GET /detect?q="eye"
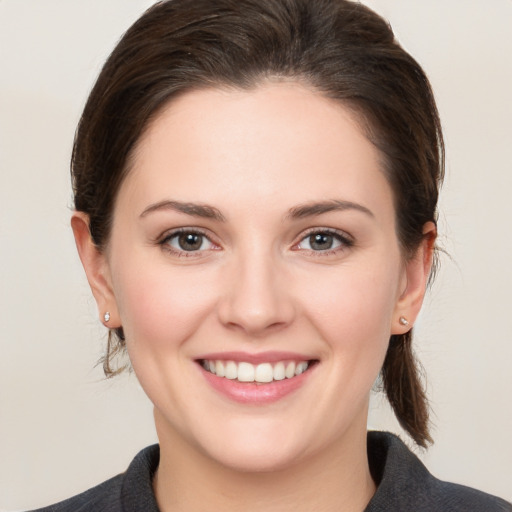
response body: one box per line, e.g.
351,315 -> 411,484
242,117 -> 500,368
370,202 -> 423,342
161,229 -> 215,253
295,229 -> 353,253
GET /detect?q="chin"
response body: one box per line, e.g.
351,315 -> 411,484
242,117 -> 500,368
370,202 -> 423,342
190,414 -> 328,474
204,437 -> 305,474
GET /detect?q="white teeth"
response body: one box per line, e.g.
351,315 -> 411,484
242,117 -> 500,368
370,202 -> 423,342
203,359 -> 311,383
285,362 -> 296,379
295,362 -> 308,375
273,362 -> 285,381
215,360 -> 226,377
237,362 -> 255,382
225,361 -> 237,380
255,363 -> 273,383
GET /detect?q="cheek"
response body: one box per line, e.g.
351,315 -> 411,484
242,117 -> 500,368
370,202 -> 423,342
300,257 -> 401,365
308,263 -> 398,324
111,255 -> 217,355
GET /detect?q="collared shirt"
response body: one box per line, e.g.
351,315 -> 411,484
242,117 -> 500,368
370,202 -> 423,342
30,431 -> 511,511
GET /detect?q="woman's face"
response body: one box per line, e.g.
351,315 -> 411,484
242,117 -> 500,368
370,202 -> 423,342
90,83 -> 425,471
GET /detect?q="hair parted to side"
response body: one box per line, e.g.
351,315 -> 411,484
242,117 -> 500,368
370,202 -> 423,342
72,0 -> 444,448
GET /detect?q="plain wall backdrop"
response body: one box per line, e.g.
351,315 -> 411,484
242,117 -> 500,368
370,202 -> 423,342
1,0 -> 511,509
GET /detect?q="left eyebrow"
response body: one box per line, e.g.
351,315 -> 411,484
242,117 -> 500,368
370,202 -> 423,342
286,200 -> 374,219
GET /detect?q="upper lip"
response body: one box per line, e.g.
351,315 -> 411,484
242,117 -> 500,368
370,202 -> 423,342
195,351 -> 315,365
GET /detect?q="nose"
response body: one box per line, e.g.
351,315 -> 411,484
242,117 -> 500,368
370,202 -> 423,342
217,249 -> 295,336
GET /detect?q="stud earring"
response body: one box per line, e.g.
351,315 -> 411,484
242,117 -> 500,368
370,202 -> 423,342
399,316 -> 409,326
104,312 -> 111,323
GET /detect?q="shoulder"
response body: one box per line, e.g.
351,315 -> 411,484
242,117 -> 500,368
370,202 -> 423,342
28,474 -> 124,512
366,431 -> 512,512
28,444 -> 160,512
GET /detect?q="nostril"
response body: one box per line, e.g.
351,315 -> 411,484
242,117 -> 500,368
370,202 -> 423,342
216,265 -> 296,334
222,318 -> 291,336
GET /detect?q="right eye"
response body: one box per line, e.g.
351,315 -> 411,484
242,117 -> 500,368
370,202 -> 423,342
160,230 -> 216,254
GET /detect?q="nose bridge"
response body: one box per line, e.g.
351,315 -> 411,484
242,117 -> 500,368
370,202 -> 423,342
218,243 -> 294,335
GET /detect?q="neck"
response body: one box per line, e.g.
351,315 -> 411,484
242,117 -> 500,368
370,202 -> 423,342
153,411 -> 376,512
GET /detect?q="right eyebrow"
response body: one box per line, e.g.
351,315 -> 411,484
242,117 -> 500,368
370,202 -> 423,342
139,200 -> 226,222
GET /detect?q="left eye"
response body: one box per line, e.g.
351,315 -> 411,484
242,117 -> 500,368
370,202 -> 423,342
297,231 -> 344,251
165,232 -> 213,252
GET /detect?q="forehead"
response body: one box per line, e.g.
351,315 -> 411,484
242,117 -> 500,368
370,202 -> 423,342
120,82 -> 393,221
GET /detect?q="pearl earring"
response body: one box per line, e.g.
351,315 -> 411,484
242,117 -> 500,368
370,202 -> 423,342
104,312 -> 111,323
399,316 -> 409,326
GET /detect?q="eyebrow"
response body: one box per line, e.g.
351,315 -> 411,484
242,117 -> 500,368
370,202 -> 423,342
140,198 -> 373,222
286,200 -> 374,219
140,200 -> 226,221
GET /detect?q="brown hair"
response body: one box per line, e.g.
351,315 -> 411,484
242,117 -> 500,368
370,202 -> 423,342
72,0 -> 443,447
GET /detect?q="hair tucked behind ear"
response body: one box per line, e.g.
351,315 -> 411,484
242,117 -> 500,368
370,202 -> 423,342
102,328 -> 128,378
382,332 -> 432,448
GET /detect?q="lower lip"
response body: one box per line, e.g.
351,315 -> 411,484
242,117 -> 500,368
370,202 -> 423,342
199,364 -> 315,404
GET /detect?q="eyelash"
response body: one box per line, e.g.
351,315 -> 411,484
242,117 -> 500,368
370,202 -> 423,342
157,227 -> 354,257
292,228 -> 354,256
158,228 -> 217,257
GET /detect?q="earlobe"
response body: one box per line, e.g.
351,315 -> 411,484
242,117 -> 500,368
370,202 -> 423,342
71,212 -> 121,327
392,221 -> 437,334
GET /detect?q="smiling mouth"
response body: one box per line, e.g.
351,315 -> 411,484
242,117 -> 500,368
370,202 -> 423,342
199,359 -> 316,384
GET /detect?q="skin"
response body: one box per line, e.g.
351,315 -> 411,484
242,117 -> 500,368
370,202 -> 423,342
73,82 -> 435,512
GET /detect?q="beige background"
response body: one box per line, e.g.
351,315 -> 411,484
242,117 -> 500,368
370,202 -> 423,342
1,0 -> 511,509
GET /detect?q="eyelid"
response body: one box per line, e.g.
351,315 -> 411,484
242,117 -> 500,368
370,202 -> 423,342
157,227 -> 220,256
155,226 -> 353,256
292,227 -> 354,252
158,226 -> 209,242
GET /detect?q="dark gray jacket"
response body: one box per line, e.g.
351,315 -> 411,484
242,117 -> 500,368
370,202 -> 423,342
30,431 -> 511,511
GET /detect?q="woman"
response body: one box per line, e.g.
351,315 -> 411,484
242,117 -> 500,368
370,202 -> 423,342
28,0 -> 511,510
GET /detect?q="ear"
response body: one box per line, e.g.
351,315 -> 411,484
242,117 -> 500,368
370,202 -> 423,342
391,221 -> 437,334
71,212 -> 121,328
